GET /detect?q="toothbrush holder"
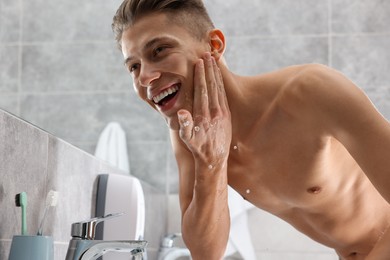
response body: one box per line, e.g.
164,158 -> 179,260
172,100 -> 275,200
8,235 -> 54,260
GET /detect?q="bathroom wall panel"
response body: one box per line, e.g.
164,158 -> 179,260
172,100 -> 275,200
0,45 -> 19,93
362,86 -> 390,121
332,0 -> 390,34
225,36 -> 328,75
0,111 -> 49,238
129,141 -> 171,191
45,135 -> 101,242
332,35 -> 390,88
19,92 -> 167,144
0,241 -> 11,260
0,0 -> 21,43
22,0 -> 123,42
72,143 -> 97,155
21,43 -> 127,93
0,95 -> 18,115
20,92 -> 170,190
205,0 -> 328,38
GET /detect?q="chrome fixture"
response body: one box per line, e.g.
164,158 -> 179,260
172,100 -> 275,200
158,233 -> 191,260
65,213 -> 147,260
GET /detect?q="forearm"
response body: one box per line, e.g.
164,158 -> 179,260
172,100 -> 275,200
182,162 -> 230,260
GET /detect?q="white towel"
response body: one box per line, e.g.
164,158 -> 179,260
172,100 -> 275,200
94,122 -> 130,174
224,186 -> 256,260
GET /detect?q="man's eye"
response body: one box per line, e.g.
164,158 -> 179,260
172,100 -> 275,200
129,63 -> 139,72
153,46 -> 167,57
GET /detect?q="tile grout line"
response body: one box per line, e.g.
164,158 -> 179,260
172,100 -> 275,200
1,32 -> 389,48
16,0 -> 24,116
17,89 -> 132,96
328,0 -> 333,68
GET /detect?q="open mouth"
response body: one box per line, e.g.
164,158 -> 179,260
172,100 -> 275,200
152,84 -> 180,107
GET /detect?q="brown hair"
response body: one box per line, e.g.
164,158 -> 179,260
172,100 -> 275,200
112,0 -> 215,49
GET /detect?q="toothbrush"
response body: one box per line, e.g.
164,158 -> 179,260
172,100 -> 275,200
37,190 -> 58,236
15,192 -> 28,235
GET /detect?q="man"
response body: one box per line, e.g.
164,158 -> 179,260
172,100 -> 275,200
112,0 -> 390,259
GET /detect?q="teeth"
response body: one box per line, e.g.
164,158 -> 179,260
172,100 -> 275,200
153,85 -> 179,104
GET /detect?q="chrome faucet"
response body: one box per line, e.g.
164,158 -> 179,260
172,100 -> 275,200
65,213 -> 147,260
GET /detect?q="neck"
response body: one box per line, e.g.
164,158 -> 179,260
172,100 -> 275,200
217,62 -> 253,143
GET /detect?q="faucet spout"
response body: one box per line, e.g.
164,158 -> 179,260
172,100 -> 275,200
66,239 -> 147,260
65,214 -> 147,260
80,240 -> 147,260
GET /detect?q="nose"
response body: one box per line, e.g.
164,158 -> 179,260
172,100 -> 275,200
138,62 -> 161,87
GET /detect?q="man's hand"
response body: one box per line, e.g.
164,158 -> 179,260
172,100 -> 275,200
176,52 -> 232,260
177,52 -> 232,172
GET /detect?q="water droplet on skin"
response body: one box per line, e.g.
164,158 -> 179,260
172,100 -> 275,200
233,145 -> 238,150
208,165 -> 213,170
246,189 -> 250,194
194,126 -> 200,132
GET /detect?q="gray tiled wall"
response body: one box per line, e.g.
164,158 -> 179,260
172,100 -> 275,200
0,0 -> 171,193
0,109 -> 166,259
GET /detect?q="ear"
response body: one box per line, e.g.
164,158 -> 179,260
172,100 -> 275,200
208,29 -> 225,61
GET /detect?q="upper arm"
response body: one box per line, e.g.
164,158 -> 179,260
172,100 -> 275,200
291,64 -> 390,202
169,130 -> 196,216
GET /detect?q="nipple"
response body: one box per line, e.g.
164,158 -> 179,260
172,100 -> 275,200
307,186 -> 322,194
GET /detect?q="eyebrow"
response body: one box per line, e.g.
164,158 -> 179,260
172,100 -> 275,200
123,36 -> 176,66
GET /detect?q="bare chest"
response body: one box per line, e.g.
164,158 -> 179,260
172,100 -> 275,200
227,134 -> 336,211
227,108 -> 340,209
227,129 -> 390,255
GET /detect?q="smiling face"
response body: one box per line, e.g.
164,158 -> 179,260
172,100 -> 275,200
121,12 -> 210,130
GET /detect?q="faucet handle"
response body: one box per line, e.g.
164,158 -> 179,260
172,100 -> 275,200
161,233 -> 182,248
71,213 -> 124,240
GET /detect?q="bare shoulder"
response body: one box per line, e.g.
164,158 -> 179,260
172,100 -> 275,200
275,64 -> 390,203
276,63 -> 350,107
271,63 -> 389,152
275,63 -> 376,123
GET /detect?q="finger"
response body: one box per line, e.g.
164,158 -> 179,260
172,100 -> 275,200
204,53 -> 218,110
213,57 -> 228,110
193,59 -> 209,118
177,109 -> 194,143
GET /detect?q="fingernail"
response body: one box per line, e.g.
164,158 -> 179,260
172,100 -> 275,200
205,52 -> 211,60
177,111 -> 187,120
177,113 -> 190,127
197,59 -> 204,68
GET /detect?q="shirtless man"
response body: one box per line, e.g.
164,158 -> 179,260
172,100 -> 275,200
112,0 -> 390,259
